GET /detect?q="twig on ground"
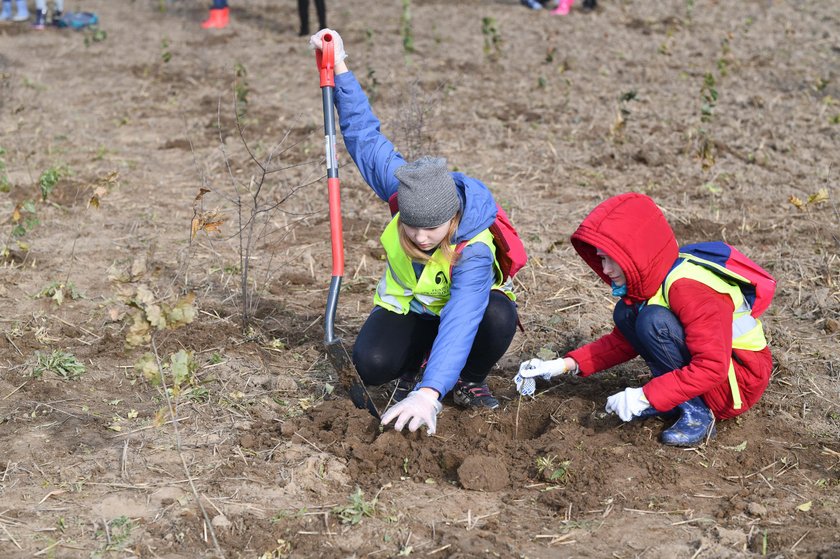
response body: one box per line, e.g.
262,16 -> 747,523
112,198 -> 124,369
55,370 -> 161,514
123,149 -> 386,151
0,523 -> 21,549
2,381 -> 27,400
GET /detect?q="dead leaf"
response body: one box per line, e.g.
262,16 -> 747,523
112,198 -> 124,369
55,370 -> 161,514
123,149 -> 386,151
191,209 -> 227,239
789,195 -> 805,210
807,188 -> 829,205
796,501 -> 812,512
194,187 -> 211,204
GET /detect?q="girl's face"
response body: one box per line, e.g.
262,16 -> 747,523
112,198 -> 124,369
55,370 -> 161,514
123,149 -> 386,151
596,248 -> 626,287
402,220 -> 452,251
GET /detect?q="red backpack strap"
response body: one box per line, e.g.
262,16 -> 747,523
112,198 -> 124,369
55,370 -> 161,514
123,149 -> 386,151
388,192 -> 399,216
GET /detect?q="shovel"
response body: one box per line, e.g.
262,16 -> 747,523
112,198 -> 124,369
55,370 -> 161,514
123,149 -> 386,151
316,33 -> 380,419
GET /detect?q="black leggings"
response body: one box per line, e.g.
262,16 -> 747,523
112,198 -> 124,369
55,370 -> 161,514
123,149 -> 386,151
352,291 -> 518,387
297,0 -> 326,35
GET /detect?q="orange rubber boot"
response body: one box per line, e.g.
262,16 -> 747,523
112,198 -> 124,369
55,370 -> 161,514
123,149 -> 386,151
201,7 -> 229,29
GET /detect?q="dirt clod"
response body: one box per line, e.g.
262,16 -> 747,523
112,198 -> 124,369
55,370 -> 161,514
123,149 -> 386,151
458,455 -> 509,491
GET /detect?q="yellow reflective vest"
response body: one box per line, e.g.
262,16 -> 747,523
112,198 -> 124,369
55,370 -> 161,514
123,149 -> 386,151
374,215 -> 514,316
646,256 -> 768,409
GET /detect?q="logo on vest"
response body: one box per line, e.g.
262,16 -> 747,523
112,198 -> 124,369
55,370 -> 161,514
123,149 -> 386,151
435,271 -> 448,285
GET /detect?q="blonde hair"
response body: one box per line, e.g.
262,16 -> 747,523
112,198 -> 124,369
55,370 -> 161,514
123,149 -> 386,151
398,213 -> 462,266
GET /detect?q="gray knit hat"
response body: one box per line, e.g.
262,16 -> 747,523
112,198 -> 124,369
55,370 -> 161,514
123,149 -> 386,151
394,156 -> 460,228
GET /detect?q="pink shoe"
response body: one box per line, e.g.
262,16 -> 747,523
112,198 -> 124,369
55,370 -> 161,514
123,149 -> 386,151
551,0 -> 574,15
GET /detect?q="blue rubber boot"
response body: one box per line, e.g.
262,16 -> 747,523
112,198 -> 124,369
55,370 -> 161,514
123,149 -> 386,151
0,1 -> 12,21
11,0 -> 28,21
660,397 -> 716,447
520,0 -> 543,9
635,405 -> 679,421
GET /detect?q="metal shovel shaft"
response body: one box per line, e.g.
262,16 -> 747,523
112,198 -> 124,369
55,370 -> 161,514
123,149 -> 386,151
318,33 -> 380,419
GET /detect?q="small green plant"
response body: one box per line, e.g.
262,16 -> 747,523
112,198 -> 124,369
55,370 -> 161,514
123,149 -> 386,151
400,0 -> 414,54
333,487 -> 377,525
685,0 -> 695,22
31,350 -> 86,380
536,455 -> 571,484
366,67 -> 380,102
161,38 -> 172,63
38,165 -> 67,201
34,281 -> 83,306
83,27 -> 107,47
135,349 -> 205,400
0,147 -> 10,193
234,62 -> 249,119
611,90 -> 638,141
481,17 -> 503,61
10,200 -> 38,240
700,72 -> 718,123
95,516 -> 133,554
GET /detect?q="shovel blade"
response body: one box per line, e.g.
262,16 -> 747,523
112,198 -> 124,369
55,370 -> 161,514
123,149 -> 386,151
325,339 -> 380,419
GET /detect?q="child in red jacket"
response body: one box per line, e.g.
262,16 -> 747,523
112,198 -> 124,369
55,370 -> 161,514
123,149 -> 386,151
516,193 -> 772,446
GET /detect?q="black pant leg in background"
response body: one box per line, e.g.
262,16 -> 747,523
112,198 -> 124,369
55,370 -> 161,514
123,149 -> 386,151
298,0 -> 327,36
314,0 -> 326,30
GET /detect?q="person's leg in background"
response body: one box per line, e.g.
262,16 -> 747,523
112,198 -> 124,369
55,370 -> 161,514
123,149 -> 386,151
297,0 -> 309,36
313,0 -> 326,31
202,0 -> 229,29
12,0 -> 29,22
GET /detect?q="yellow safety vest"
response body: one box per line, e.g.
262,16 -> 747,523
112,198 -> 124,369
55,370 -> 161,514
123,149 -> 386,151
646,257 -> 768,409
374,214 -> 514,316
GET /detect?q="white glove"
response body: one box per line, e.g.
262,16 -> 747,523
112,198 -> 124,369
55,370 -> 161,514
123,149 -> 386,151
380,389 -> 443,436
514,358 -> 570,396
309,29 -> 348,63
605,387 -> 650,422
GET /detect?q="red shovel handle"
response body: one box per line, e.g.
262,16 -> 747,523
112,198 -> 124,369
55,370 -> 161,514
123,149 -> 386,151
328,177 -> 344,276
316,32 -> 335,88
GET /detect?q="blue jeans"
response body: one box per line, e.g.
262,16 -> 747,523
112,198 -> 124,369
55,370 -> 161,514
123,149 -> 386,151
613,301 -> 691,378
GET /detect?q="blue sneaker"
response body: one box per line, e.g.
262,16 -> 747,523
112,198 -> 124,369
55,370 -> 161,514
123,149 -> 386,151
0,1 -> 11,21
520,0 -> 543,9
660,397 -> 716,447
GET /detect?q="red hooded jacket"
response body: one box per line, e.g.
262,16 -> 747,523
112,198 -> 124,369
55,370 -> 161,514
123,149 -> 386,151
566,193 -> 771,420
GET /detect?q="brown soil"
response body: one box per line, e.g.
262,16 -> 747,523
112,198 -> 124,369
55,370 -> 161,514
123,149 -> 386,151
1,1 -> 838,558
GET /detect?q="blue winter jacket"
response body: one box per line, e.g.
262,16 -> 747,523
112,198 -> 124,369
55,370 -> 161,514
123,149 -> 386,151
334,71 -> 499,398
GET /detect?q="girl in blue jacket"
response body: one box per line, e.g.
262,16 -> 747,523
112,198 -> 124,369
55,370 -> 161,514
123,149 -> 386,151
310,30 -> 519,436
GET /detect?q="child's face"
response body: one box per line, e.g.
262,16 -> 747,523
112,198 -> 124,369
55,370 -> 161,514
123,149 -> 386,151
596,248 -> 626,287
403,220 -> 452,251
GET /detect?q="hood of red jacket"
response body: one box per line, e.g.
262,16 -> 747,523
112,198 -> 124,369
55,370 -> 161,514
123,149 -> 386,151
571,193 -> 679,302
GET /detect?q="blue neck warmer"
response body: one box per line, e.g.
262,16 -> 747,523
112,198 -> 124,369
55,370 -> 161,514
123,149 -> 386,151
611,281 -> 628,297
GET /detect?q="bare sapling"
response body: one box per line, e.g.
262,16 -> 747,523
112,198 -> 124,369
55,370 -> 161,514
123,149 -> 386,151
190,68 -> 321,334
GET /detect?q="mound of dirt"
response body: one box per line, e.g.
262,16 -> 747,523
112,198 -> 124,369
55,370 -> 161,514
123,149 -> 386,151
457,455 -> 509,491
